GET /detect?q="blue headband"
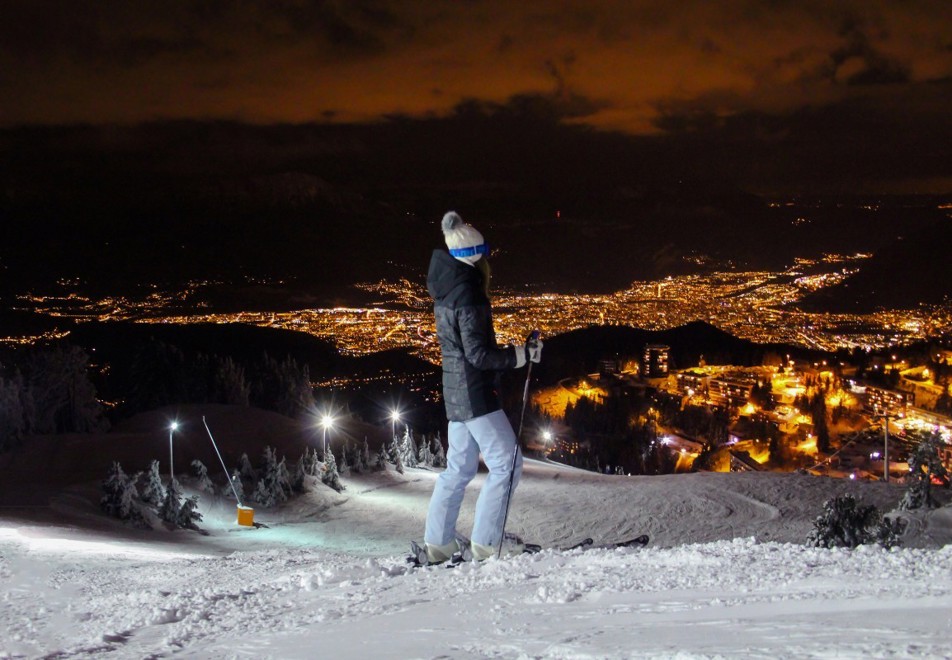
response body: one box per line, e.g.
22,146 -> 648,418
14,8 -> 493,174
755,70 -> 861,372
449,243 -> 490,258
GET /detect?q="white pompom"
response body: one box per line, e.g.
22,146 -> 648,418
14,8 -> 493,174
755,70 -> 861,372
442,211 -> 463,234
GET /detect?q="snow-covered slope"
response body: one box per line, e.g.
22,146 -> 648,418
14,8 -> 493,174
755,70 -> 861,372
2,454 -> 951,658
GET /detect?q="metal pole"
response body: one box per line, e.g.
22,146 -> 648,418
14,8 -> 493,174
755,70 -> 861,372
498,332 -> 540,559
202,416 -> 243,505
883,417 -> 889,483
169,428 -> 175,484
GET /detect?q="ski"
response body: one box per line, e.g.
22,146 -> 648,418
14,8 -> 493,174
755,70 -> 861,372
562,534 -> 649,551
406,534 -> 648,567
407,534 -> 538,568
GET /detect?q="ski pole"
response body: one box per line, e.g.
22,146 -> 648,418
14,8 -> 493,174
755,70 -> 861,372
202,416 -> 244,506
498,330 -> 540,559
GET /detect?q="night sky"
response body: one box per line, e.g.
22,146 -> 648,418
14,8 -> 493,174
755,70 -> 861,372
2,1 -> 951,193
2,1 -> 952,301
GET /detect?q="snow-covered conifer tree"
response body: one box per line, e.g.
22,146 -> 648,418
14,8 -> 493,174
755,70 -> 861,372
227,468 -> 245,501
253,446 -> 289,507
808,494 -> 881,549
140,460 -> 166,506
431,435 -> 447,468
177,495 -> 203,530
393,447 -> 405,474
276,456 -> 292,500
159,478 -> 183,525
191,459 -> 216,493
900,432 -> 949,510
239,452 -> 256,483
292,453 -> 307,492
338,442 -> 351,475
322,446 -> 344,492
101,462 -> 147,526
361,438 -> 372,472
417,434 -> 433,466
387,434 -> 400,464
375,444 -> 389,471
400,427 -> 418,468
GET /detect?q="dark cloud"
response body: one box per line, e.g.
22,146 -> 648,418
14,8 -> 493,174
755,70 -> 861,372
0,1 -> 950,191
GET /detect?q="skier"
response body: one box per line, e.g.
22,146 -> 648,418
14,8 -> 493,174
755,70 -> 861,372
422,211 -> 542,563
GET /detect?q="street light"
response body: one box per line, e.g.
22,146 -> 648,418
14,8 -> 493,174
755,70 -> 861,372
320,415 -> 335,456
874,412 -> 903,483
391,409 -> 401,441
168,421 -> 179,483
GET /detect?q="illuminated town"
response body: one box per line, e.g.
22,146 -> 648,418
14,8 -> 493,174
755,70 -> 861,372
6,254 -> 951,481
8,254 -> 952,362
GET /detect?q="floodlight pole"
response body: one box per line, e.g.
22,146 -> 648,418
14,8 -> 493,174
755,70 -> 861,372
883,416 -> 890,484
168,424 -> 177,483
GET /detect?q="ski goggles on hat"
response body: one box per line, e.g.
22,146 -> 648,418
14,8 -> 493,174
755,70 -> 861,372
449,243 -> 490,258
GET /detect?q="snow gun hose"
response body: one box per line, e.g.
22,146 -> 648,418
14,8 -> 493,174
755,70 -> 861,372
498,330 -> 539,559
202,416 -> 244,506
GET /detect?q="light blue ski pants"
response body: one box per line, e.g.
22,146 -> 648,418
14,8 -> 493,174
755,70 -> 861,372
424,409 -> 523,548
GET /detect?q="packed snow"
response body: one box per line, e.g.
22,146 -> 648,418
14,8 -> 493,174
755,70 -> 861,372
2,452 -> 952,658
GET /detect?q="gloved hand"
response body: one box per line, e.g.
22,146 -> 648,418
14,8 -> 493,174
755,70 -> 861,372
514,344 -> 527,368
527,339 -> 543,364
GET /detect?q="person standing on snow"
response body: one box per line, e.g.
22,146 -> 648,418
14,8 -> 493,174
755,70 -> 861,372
423,211 -> 542,563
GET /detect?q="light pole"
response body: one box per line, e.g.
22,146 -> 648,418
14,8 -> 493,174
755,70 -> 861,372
391,410 -> 401,442
321,415 -> 335,457
875,412 -> 902,483
168,421 -> 179,483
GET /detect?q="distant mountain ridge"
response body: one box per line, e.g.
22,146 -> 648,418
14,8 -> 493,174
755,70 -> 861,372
798,219 -> 952,312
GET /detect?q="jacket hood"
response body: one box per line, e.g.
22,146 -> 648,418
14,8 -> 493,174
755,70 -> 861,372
427,249 -> 482,302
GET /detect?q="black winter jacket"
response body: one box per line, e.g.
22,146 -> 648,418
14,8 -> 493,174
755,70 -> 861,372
427,249 -> 516,421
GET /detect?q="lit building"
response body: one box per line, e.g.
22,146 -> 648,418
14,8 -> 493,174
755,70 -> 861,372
642,344 -> 670,379
675,371 -> 708,395
863,385 -> 914,416
709,376 -> 756,409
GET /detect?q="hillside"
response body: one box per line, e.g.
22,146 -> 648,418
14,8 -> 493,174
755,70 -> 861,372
1,435 -> 951,657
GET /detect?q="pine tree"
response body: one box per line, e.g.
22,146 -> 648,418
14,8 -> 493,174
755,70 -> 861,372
808,494 -> 897,549
393,447 -> 405,475
177,495 -> 204,530
214,357 -> 250,406
238,452 -> 256,489
322,446 -> 344,492
253,446 -> 289,507
227,468 -> 245,501
140,460 -> 166,506
101,462 -> 146,526
387,434 -> 400,464
0,374 -> 25,452
338,442 -> 351,475
400,427 -> 418,468
900,432 -> 950,510
191,459 -> 216,494
375,444 -> 389,471
276,456 -> 292,500
417,434 -> 433,466
361,438 -> 372,472
292,453 -> 307,492
159,478 -> 183,525
431,435 -> 447,468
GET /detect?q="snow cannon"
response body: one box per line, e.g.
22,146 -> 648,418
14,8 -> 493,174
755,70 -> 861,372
237,504 -> 255,527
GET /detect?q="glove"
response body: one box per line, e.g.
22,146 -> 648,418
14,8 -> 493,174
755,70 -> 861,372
514,344 -> 527,368
527,339 -> 543,364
